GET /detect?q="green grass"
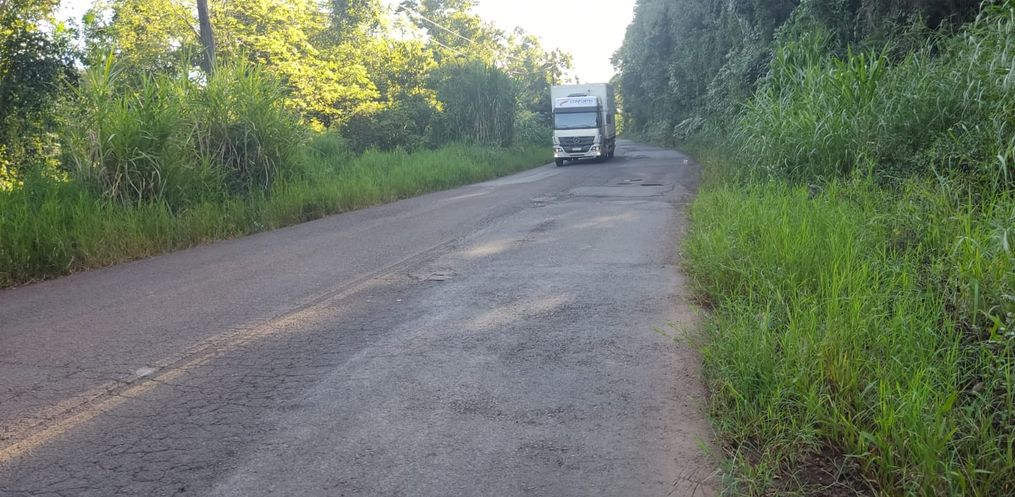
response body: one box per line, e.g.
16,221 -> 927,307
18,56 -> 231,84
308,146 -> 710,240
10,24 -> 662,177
0,142 -> 549,287
680,4 -> 1015,496
685,173 -> 1013,495
733,4 -> 1015,189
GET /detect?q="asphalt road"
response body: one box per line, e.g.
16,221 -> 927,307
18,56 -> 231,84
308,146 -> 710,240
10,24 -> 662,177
0,141 -> 716,497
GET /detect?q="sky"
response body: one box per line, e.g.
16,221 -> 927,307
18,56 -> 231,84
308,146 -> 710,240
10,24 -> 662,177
471,0 -> 635,83
55,0 -> 636,83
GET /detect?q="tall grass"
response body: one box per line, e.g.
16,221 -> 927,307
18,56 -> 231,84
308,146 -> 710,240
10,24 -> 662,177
0,140 -> 549,287
735,3 -> 1015,188
683,2 -> 1015,495
262,139 -> 548,229
62,56 -> 303,206
686,179 -> 1013,495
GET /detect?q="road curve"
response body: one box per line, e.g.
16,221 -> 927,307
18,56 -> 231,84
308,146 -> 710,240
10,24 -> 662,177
0,141 -> 716,497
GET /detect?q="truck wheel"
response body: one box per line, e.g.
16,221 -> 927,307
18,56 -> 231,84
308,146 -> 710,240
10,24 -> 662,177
555,159 -> 566,167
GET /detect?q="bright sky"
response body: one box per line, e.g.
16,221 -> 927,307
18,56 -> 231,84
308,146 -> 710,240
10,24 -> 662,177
472,0 -> 635,83
55,0 -> 635,83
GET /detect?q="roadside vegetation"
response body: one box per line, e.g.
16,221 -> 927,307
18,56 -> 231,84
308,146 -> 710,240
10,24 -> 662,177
616,0 -> 1013,495
0,0 -> 567,287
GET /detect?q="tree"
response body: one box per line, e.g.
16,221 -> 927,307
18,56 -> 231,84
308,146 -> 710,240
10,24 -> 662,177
503,28 -> 572,120
0,0 -> 66,121
0,0 -> 77,181
212,0 -> 378,126
331,0 -> 382,41
399,0 -> 502,63
197,0 -> 215,73
358,37 -> 436,103
81,0 -> 198,73
71,0 -> 567,144
613,0 -> 979,140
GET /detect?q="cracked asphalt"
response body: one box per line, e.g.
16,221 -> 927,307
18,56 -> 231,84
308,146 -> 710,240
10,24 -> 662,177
0,141 -> 716,497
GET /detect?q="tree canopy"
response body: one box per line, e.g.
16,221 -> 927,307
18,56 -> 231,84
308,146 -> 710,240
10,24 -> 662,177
613,0 -> 982,141
0,0 -> 77,182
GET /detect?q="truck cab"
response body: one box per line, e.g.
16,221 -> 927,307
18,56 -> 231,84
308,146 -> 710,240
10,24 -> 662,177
551,84 -> 617,167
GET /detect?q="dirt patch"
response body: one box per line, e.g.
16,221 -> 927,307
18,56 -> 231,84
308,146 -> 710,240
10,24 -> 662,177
778,444 -> 874,497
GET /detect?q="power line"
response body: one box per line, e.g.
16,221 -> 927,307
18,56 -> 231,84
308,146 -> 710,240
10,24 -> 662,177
400,5 -> 478,48
429,37 -> 469,59
397,4 -> 526,64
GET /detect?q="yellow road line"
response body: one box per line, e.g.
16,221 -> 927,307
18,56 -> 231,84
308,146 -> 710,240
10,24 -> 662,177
0,301 -> 330,462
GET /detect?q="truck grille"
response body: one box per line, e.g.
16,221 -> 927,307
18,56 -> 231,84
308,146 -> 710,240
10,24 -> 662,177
558,136 -> 595,153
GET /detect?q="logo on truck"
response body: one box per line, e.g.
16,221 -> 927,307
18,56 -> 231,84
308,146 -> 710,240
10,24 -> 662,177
555,97 -> 598,108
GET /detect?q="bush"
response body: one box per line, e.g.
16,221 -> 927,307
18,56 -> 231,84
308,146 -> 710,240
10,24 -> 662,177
63,57 -> 192,204
512,110 -> 550,146
193,61 -> 305,192
341,94 -> 438,153
62,55 -> 304,207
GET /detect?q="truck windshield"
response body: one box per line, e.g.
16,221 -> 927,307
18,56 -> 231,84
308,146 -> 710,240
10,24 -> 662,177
554,112 -> 599,130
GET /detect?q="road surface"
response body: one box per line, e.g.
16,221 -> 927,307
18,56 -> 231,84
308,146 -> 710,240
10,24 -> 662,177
0,141 -> 716,496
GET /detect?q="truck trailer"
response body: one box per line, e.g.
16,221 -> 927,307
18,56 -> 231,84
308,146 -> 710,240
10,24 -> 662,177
550,83 -> 617,167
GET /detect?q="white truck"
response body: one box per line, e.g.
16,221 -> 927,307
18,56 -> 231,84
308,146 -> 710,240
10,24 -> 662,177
551,83 -> 617,167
